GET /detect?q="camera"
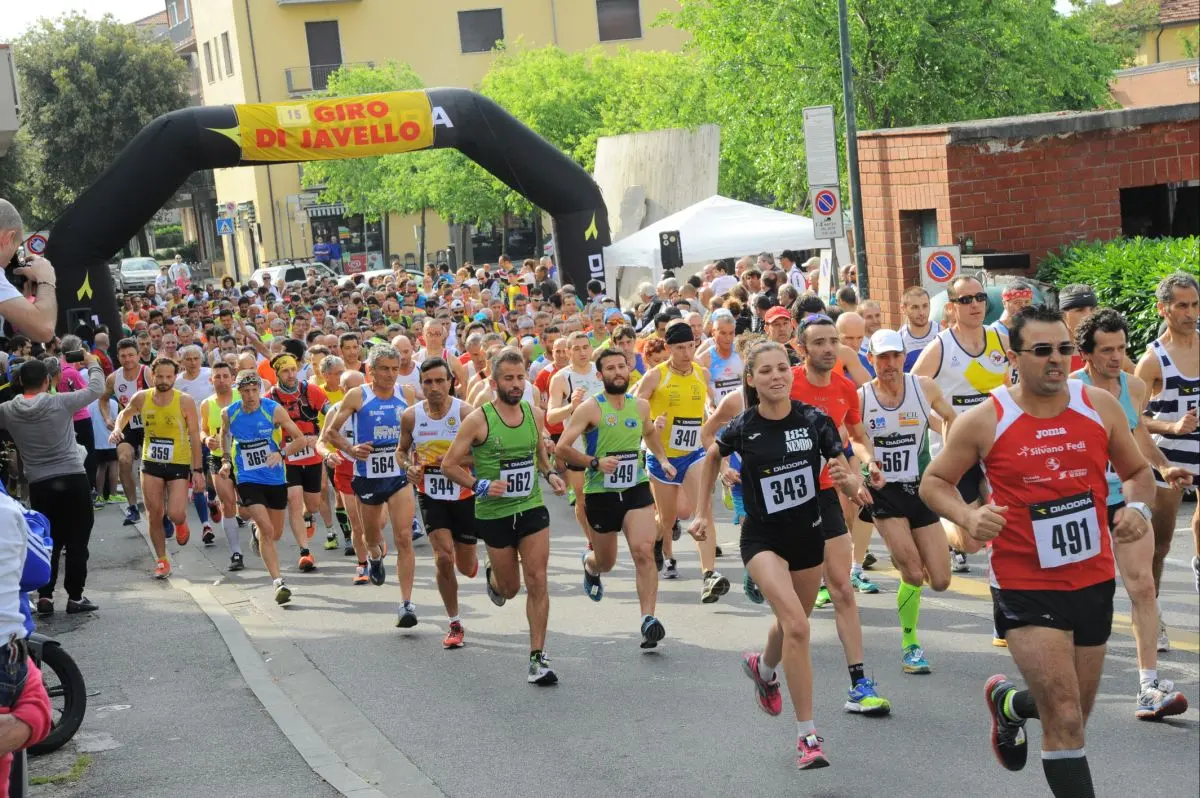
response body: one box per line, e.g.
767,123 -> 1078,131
5,249 -> 27,293
63,349 -> 86,364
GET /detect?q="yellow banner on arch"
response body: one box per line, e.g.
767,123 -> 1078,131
235,91 -> 435,162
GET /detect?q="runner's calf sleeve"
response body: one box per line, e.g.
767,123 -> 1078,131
897,581 -> 922,649
193,491 -> 210,524
1042,750 -> 1094,798
335,507 -> 351,536
222,517 -> 241,556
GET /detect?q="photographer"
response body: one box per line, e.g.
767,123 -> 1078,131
0,200 -> 57,343
0,355 -> 103,615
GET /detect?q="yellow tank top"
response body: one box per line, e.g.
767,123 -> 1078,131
201,391 -> 239,456
647,361 -> 709,457
142,389 -> 191,465
319,386 -> 344,429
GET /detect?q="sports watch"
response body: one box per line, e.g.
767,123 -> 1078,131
1125,502 -> 1152,523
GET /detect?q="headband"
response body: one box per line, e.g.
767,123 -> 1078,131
664,323 -> 695,345
270,354 -> 298,372
1058,286 -> 1097,312
1002,286 -> 1033,301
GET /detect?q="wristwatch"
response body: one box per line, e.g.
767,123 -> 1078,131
589,457 -> 600,470
1126,501 -> 1152,523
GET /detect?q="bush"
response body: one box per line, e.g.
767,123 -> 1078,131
1037,237 -> 1199,357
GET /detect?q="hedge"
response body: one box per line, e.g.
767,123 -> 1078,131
1036,236 -> 1199,357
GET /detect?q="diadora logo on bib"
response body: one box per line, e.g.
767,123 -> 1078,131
784,428 -> 813,453
1035,427 -> 1067,440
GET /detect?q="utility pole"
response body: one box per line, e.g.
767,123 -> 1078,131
837,0 -> 869,300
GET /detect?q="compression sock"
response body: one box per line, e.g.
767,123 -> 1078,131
193,491 -> 210,524
848,663 -> 865,687
222,518 -> 241,556
897,581 -> 923,649
335,507 -> 351,537
1002,689 -> 1040,722
1041,749 -> 1095,798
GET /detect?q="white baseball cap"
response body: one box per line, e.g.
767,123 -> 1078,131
870,329 -> 905,356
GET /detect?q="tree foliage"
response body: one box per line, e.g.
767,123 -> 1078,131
673,0 -> 1131,210
1068,0 -> 1160,63
11,13 -> 189,226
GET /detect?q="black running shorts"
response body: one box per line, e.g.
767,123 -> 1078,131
992,579 -> 1115,648
417,493 -> 477,545
142,462 -> 190,482
476,506 -> 550,550
237,482 -> 289,510
584,483 -> 654,533
286,462 -> 323,493
740,514 -> 825,572
865,481 -> 940,529
818,488 -> 847,540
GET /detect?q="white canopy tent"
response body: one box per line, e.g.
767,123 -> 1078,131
601,194 -> 851,300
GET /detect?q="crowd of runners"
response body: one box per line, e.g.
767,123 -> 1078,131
4,250 -> 1197,793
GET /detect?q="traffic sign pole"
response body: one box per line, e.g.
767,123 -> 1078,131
837,0 -> 869,299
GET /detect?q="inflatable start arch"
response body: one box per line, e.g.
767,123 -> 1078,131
45,88 -> 611,338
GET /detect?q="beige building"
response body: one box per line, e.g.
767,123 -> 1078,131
1109,0 -> 1200,108
177,0 -> 687,280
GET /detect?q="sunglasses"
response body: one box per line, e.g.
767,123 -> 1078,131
951,292 -> 989,306
1016,342 -> 1076,358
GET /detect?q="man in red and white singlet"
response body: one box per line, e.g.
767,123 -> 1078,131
921,305 -> 1155,798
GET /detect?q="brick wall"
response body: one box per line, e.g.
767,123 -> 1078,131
858,113 -> 1200,327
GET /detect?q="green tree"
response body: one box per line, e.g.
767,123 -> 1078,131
673,0 -> 1129,210
13,13 -> 188,225
1068,0 -> 1160,63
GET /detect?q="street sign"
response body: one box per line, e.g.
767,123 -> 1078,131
216,217 -> 235,236
24,231 -> 49,256
818,248 -> 834,303
920,245 -> 961,292
224,200 -> 237,215
803,105 -> 840,189
809,186 -> 844,239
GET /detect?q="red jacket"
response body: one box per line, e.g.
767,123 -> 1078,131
0,659 -> 53,797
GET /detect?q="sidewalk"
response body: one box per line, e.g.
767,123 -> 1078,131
27,508 -> 340,798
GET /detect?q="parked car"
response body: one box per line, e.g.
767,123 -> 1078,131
249,261 -> 338,289
118,257 -> 161,293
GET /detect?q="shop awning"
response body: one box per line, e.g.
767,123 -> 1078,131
306,203 -> 346,218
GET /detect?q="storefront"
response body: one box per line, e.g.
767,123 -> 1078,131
306,202 -> 385,274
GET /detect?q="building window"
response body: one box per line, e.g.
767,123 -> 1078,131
458,9 -> 504,54
305,20 -> 343,91
221,32 -> 234,77
597,0 -> 642,42
202,40 -> 215,83
167,0 -> 190,27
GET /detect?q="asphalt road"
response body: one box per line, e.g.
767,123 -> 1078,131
27,489 -> 1200,798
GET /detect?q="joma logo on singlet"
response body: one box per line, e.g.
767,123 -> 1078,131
1035,427 -> 1067,440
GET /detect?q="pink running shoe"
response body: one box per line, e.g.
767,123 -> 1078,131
796,733 -> 829,770
741,652 -> 783,716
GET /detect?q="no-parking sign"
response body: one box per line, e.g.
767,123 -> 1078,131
24,231 -> 49,256
809,186 -> 844,239
919,245 -> 960,293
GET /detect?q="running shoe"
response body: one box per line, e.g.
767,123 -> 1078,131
228,553 -> 244,572
715,545 -> 724,557
902,645 -> 931,675
951,549 -> 970,573
796,733 -> 829,770
395,603 -> 418,629
209,499 -> 222,523
174,522 -> 189,546
154,558 -> 171,579
304,513 -> 315,541
581,551 -> 604,602
106,495 -> 126,505
164,518 -> 175,539
862,551 -> 878,570
343,540 -> 355,556
411,516 -> 424,541
353,565 -> 369,585
662,558 -> 678,580
324,532 -> 338,550
36,597 -> 53,616
368,554 -> 385,586
640,616 -> 666,649
250,523 -> 260,555
701,571 -> 730,603
845,678 -> 891,715
93,494 -> 104,510
67,597 -> 98,614
528,652 -> 558,686
813,585 -> 832,609
1157,616 -> 1170,653
654,538 -> 664,571
298,551 -> 316,572
1136,680 -> 1188,721
202,525 -> 215,545
984,674 -> 1028,771
443,621 -> 465,649
274,579 -> 292,605
485,562 -> 506,606
993,637 -> 1008,648
743,572 -> 765,605
741,652 -> 783,716
671,519 -> 682,541
123,504 -> 140,526
850,572 -> 879,594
